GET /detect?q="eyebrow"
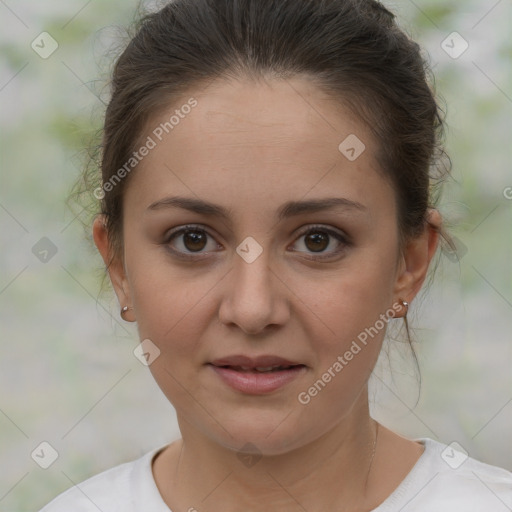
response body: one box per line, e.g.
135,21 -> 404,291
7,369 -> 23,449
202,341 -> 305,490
146,195 -> 367,222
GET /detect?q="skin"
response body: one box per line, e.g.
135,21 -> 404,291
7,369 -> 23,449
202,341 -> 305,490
93,75 -> 441,511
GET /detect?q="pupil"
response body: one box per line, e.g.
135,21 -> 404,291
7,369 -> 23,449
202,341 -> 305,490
184,230 -> 206,251
306,232 -> 328,252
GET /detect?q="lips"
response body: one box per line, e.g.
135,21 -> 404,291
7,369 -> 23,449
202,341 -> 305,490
208,355 -> 307,394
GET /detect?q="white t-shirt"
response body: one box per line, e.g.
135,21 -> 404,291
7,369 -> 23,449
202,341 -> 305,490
39,438 -> 512,511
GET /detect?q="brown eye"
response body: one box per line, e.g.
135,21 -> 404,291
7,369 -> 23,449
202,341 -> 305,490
304,231 -> 329,252
165,225 -> 222,259
182,229 -> 208,252
290,225 -> 350,260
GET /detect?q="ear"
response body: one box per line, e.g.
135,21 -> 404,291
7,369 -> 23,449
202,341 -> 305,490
393,208 -> 441,306
92,214 -> 135,321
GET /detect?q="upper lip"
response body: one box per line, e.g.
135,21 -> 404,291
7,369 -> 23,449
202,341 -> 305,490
209,355 -> 303,368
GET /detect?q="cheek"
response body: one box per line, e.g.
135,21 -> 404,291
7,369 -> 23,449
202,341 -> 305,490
304,286 -> 387,398
295,268 -> 395,418
126,251 -> 220,364
306,250 -> 398,349
131,277 -> 206,357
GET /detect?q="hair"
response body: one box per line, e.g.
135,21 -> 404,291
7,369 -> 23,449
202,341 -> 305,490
73,0 -> 454,378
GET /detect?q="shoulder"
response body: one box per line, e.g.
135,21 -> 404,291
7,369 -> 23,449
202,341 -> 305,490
38,446 -> 167,512
380,438 -> 512,511
38,461 -> 135,512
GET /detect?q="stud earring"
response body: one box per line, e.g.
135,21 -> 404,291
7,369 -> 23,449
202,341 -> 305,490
399,299 -> 409,331
120,305 -> 133,321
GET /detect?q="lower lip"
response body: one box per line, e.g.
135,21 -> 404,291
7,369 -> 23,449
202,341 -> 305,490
209,365 -> 306,394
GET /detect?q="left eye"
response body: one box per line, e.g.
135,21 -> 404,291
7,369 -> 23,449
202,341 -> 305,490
290,226 -> 349,259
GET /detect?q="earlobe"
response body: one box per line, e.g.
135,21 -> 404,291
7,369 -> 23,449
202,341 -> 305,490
92,215 -> 134,320
393,208 -> 441,305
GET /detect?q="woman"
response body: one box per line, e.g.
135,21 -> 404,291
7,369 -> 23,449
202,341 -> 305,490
40,0 -> 512,510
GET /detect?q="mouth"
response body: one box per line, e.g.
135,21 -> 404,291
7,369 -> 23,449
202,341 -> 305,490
209,354 -> 304,368
208,355 -> 307,394
211,364 -> 304,373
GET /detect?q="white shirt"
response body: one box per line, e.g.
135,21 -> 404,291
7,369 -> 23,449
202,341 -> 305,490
39,438 -> 512,511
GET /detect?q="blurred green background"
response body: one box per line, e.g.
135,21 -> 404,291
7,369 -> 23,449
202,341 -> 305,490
1,0 -> 511,510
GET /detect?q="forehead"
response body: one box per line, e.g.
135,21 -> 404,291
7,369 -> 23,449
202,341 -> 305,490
164,76 -> 370,156
126,76 -> 392,217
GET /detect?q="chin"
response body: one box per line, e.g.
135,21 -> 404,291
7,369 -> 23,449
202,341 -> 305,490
204,409 -> 312,457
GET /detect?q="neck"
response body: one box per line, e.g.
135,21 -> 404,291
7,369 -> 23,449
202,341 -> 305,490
160,402 -> 380,512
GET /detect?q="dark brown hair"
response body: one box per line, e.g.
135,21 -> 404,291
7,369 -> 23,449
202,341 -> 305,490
88,0 -> 451,263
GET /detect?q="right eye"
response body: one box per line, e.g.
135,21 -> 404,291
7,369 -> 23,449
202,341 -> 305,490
164,224 -> 223,260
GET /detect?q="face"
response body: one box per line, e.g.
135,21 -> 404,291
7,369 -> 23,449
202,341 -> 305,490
95,76 -> 429,455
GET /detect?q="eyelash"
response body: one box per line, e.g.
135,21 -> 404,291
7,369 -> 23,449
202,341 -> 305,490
163,224 -> 351,261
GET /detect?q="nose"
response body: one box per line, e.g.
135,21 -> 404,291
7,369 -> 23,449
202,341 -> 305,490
218,250 -> 290,336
